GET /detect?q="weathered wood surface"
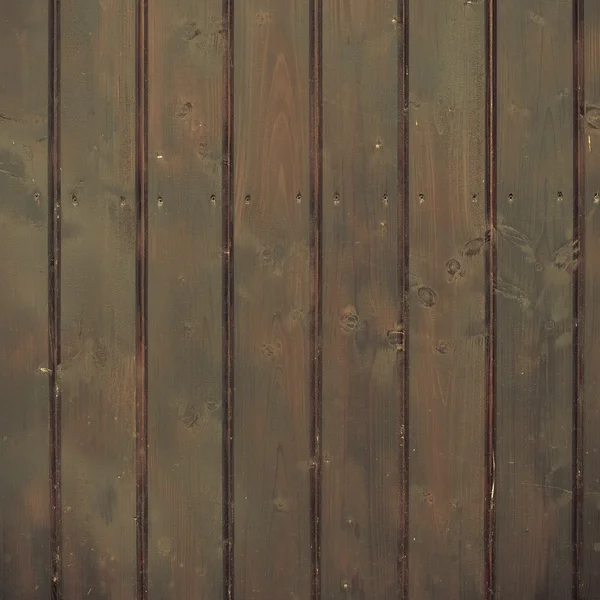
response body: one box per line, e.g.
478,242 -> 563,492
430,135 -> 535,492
582,0 -> 600,596
320,2 -> 404,599
60,1 -> 138,597
0,1 -> 50,597
0,1 -> 595,599
146,0 -> 224,597
495,0 -> 575,598
233,0 -> 312,598
408,0 -> 487,597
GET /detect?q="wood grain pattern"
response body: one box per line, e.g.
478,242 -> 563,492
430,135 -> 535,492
60,1 -> 137,597
0,2 -> 51,597
233,0 -> 311,597
407,0 -> 487,597
147,0 -> 224,597
3,4 -> 599,599
320,3 -> 403,598
495,1 -> 574,597
581,0 -> 600,596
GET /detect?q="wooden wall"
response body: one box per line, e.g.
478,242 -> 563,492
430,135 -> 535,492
0,0 -> 597,599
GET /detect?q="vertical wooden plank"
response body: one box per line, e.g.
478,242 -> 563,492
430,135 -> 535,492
495,0 -> 574,597
135,1 -> 149,595
309,1 -> 322,598
581,0 -> 600,595
233,0 -> 311,597
0,2 -> 50,597
321,3 -> 403,598
60,0 -> 137,597
146,0 -> 224,597
407,0 -> 487,597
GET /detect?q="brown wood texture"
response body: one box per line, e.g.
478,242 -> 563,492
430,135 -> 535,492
146,0 -> 224,597
233,0 -> 312,597
60,1 -> 138,597
2,2 -> 598,599
320,2 -> 404,598
495,0 -> 575,598
407,0 -> 487,597
0,1 -> 51,597
582,0 -> 600,596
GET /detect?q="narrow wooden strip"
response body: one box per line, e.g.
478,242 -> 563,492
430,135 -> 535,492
580,0 -> 600,596
135,0 -> 149,598
495,0 -> 574,597
321,3 -> 403,598
60,0 -> 138,595
309,0 -> 323,598
573,0 -> 585,598
407,0 -> 487,597
0,1 -> 51,596
223,1 -> 234,598
146,0 -> 225,596
485,0 -> 497,597
49,0 -> 63,595
398,0 -> 409,596
233,0 -> 312,596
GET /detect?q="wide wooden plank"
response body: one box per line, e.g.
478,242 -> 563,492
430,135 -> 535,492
60,1 -> 138,597
0,2 -> 51,597
495,1 -> 574,597
147,0 -> 224,597
320,2 -> 403,598
407,0 -> 487,597
581,0 -> 600,595
233,0 -> 311,596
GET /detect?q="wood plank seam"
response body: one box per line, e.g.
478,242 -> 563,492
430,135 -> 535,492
136,0 -> 149,597
48,0 -> 62,596
485,0 -> 497,597
222,0 -> 235,597
398,0 -> 409,597
573,0 -> 585,596
310,0 -> 323,599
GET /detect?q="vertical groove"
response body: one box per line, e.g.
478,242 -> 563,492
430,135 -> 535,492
222,0 -> 234,597
135,0 -> 149,597
48,0 -> 62,597
398,0 -> 409,597
573,0 -> 585,596
484,0 -> 497,597
309,1 -> 323,599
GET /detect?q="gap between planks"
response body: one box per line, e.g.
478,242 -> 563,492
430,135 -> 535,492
48,0 -> 62,596
135,0 -> 149,598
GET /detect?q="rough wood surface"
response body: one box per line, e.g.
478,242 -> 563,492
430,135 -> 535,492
407,0 -> 487,597
60,1 -> 138,597
582,0 -> 600,596
233,0 -> 312,597
0,2 -> 51,597
147,0 -> 224,597
495,1 -> 574,597
2,3 -> 597,598
320,2 -> 403,598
